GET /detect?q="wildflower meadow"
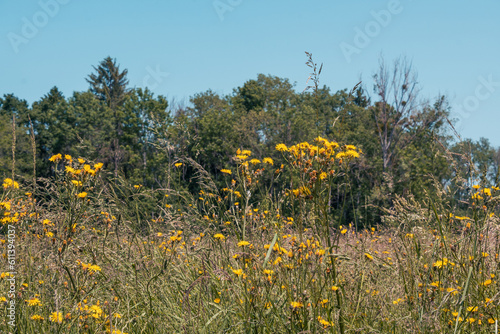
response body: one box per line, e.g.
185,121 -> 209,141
1,54 -> 500,333
1,134 -> 500,333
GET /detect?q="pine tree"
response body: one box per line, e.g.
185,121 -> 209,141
86,57 -> 130,177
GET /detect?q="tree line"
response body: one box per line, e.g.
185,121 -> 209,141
1,55 -> 499,226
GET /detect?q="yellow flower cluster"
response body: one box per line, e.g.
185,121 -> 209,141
214,233 -> 225,241
2,178 -> 19,189
277,138 -> 361,163
51,154 -> 103,177
0,191 -> 33,225
291,186 -> 311,198
25,297 -> 42,306
276,138 -> 361,202
471,185 -> 498,201
317,315 -> 333,328
49,312 -> 63,323
433,258 -> 455,269
48,153 -> 62,162
76,260 -> 102,273
75,300 -> 117,324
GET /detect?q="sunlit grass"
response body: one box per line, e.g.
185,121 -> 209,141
1,141 -> 499,333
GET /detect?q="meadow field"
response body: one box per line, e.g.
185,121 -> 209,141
1,137 -> 499,333
2,1 -> 499,333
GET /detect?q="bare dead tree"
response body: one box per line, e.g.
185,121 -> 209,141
372,56 -> 421,172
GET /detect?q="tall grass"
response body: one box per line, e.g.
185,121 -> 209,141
0,135 -> 499,333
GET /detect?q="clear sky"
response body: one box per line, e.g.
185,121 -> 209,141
1,0 -> 499,146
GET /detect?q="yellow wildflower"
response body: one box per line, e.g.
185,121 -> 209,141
276,144 -> 288,152
89,304 -> 103,318
49,154 -> 62,162
0,202 -> 11,211
467,306 -> 478,312
263,157 -> 273,165
232,269 -> 244,277
65,166 -> 76,174
71,180 -> 82,187
290,301 -> 303,309
482,279 -> 492,286
26,298 -> 42,306
88,265 -> 101,273
433,258 -> 448,269
49,312 -> 63,323
345,150 -> 360,158
2,178 -> 19,189
317,316 -> 333,328
472,193 -> 483,200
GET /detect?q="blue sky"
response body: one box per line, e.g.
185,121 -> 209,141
1,0 -> 499,145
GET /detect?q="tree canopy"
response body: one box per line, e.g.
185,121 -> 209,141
2,56 -> 497,227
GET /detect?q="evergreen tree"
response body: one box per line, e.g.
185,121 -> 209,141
86,57 -> 130,177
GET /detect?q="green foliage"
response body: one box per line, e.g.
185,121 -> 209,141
0,57 -> 498,229
0,94 -> 33,181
